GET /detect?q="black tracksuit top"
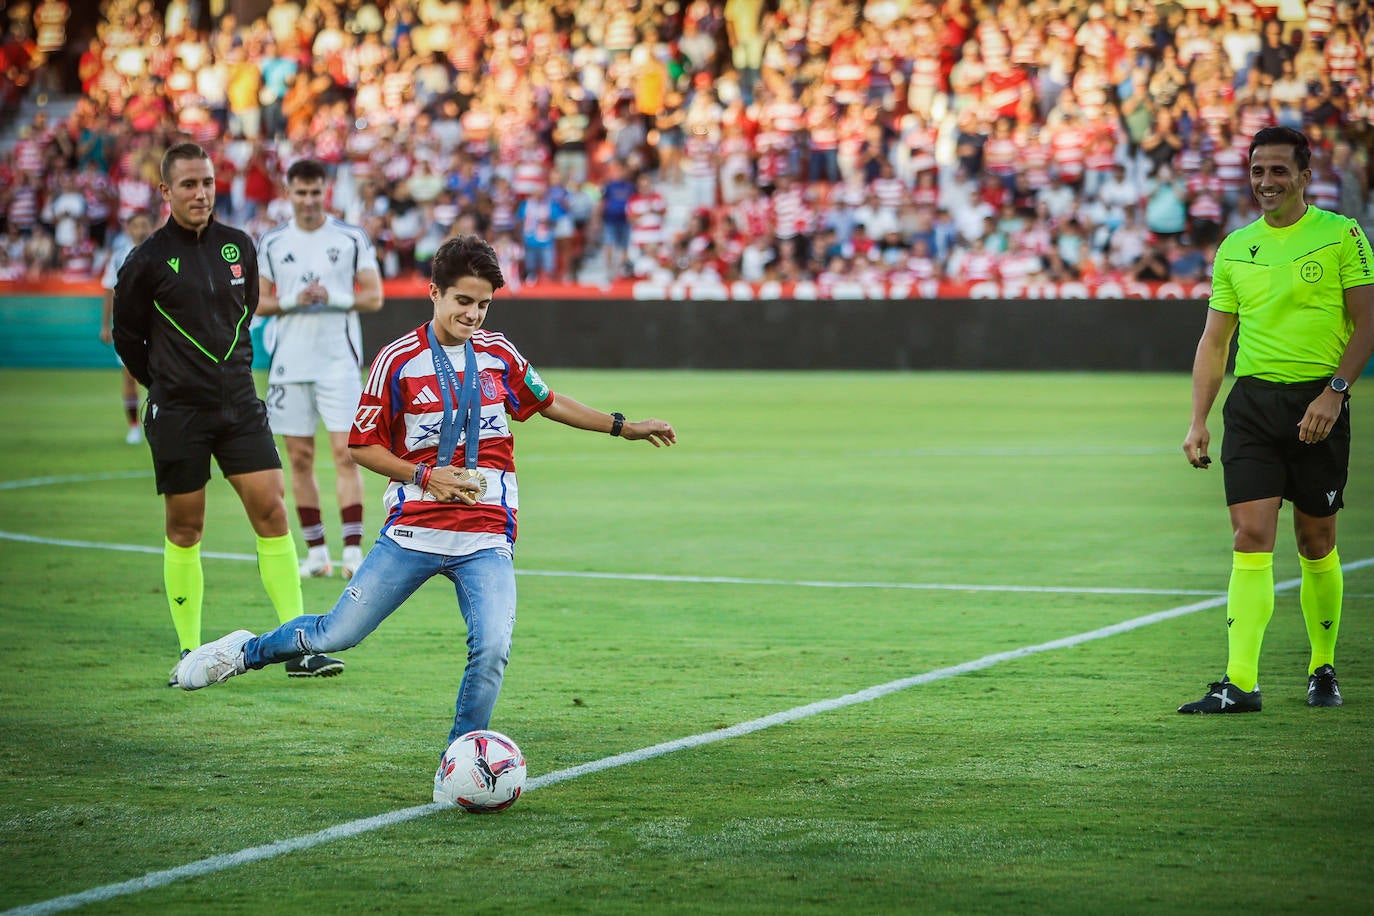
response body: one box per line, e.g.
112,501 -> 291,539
112,216 -> 260,409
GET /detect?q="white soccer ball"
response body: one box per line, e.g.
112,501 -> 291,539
434,730 -> 527,812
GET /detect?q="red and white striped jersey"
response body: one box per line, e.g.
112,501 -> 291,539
1307,173 -> 1341,211
908,55 -> 942,97
117,178 -> 156,222
1326,41 -> 1364,85
1189,189 -> 1223,223
983,136 -> 1018,176
772,186 -> 807,239
1019,137 -> 1052,189
512,152 -> 549,198
350,325 -> 554,557
13,138 -> 44,177
1237,101 -> 1275,138
1305,0 -> 1335,42
870,176 -> 906,212
765,99 -> 805,135
1187,172 -> 1223,199
984,67 -> 1029,118
806,105 -> 839,151
737,194 -> 773,237
1050,126 -> 1088,180
1213,145 -> 1247,194
956,249 -> 1000,281
627,191 -> 666,246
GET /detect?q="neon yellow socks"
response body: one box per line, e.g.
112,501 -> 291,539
1224,551 -> 1274,693
1300,547 -> 1342,675
256,533 -> 303,625
164,539 -> 204,652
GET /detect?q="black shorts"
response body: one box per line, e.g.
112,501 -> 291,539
143,398 -> 281,495
1220,376 -> 1351,516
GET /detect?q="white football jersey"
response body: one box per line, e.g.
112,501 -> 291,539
258,216 -> 381,383
101,233 -> 139,291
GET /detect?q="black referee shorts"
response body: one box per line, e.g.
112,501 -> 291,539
143,398 -> 282,495
1220,376 -> 1351,517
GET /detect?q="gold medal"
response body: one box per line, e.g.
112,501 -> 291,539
455,467 -> 487,499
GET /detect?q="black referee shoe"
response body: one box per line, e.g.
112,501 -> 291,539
1307,665 -> 1343,707
285,654 -> 345,678
1178,677 -> 1262,714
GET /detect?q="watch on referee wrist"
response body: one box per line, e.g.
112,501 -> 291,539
1329,376 -> 1350,395
609,412 -> 625,437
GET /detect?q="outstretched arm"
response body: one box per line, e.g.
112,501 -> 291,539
539,394 -> 677,447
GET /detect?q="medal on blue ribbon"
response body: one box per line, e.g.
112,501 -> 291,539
426,324 -> 486,500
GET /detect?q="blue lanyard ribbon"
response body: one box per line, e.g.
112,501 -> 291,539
426,323 -> 480,469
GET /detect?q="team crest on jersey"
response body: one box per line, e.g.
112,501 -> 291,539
480,370 -> 499,400
354,405 -> 382,432
1300,261 -> 1323,283
230,263 -> 243,279
327,247 -> 341,264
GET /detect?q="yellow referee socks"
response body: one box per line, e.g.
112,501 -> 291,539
163,538 -> 203,652
1300,548 -> 1343,675
1224,551 -> 1274,693
256,533 -> 303,625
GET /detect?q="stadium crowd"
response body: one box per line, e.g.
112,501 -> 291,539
0,0 -> 1372,291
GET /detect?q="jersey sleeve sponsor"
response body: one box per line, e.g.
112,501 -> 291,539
1339,219 -> 1374,289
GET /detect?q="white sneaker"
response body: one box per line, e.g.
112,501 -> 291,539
125,425 -> 143,445
340,545 -> 364,580
299,545 -> 332,578
175,629 -> 254,690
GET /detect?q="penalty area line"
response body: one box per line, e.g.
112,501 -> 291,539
9,554 -> 1372,916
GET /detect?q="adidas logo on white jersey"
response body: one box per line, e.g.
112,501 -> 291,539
415,386 -> 440,405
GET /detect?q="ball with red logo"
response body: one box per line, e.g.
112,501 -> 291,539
434,730 -> 527,812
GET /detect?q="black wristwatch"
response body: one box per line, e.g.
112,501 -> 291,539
609,412 -> 625,437
1329,376 -> 1350,395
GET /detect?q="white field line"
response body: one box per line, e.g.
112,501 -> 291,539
0,529 -> 1223,597
7,555 -> 1374,916
9,529 -> 1374,598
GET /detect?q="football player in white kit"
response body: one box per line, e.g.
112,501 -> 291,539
257,159 -> 384,678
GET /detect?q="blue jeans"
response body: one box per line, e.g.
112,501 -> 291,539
243,538 -> 517,746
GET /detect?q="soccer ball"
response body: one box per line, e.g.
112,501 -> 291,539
434,730 -> 526,812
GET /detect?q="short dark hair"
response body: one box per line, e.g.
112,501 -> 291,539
160,142 -> 210,184
430,235 -> 505,293
286,158 -> 329,184
1248,126 -> 1310,172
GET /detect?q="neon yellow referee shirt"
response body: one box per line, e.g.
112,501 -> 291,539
1209,205 -> 1374,382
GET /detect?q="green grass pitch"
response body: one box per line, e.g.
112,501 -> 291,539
1,367 -> 1372,913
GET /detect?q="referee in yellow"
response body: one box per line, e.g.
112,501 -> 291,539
1180,125 -> 1374,714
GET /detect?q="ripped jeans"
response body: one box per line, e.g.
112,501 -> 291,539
243,536 -> 517,746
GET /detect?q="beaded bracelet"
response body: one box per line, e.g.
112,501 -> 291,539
413,464 -> 433,490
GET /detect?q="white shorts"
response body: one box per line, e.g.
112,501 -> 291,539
266,377 -> 363,437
